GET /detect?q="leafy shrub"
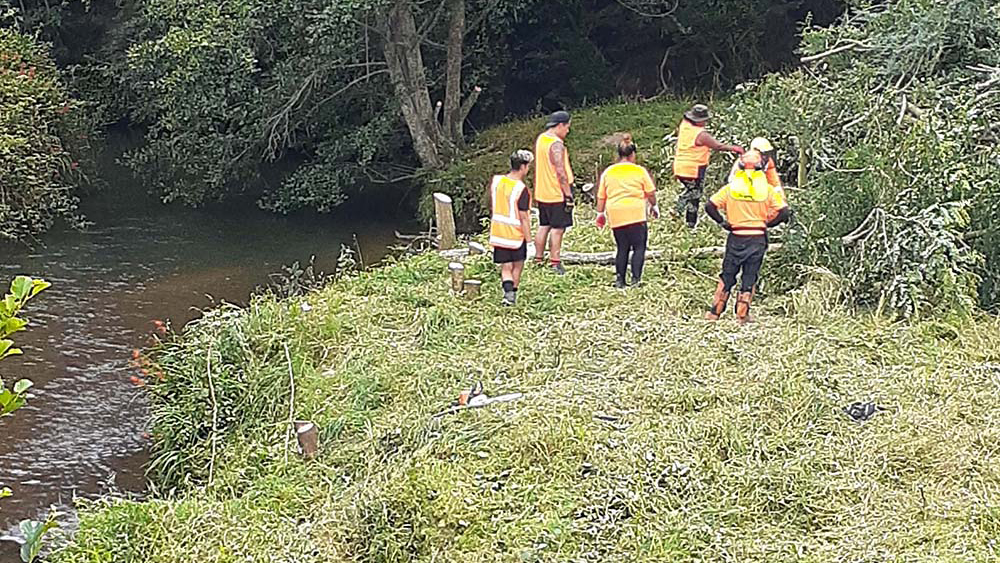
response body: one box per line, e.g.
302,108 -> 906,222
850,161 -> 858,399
722,0 -> 999,317
0,28 -> 94,240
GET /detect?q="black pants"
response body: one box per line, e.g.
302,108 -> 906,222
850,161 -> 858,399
721,234 -> 767,293
613,223 -> 648,282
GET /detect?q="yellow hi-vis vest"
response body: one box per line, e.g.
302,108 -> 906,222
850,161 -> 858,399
729,169 -> 772,202
489,174 -> 527,250
534,132 -> 574,203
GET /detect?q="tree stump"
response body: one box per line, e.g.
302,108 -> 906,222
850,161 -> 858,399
295,421 -> 319,460
433,193 -> 457,250
448,262 -> 465,292
463,279 -> 481,299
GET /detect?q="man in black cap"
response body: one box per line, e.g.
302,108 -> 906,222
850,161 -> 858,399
673,104 -> 744,228
533,110 -> 575,274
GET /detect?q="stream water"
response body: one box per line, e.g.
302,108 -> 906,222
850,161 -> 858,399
0,184 -> 404,542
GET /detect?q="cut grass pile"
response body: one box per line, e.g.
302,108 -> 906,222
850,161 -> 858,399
53,212 -> 1000,561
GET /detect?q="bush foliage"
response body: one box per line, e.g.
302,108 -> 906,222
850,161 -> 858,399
0,28 -> 92,241
721,0 -> 1000,315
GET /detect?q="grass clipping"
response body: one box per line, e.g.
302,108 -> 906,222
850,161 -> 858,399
53,231 -> 1000,562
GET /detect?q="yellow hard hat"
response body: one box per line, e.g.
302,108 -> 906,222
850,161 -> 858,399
750,137 -> 774,152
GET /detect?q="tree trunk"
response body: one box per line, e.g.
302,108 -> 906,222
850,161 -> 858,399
383,0 -> 446,169
443,0 -> 465,143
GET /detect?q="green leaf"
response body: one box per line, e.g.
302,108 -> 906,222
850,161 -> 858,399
1,487 -> 11,499
11,276 -> 30,301
13,379 -> 32,394
29,279 -> 50,298
0,317 -> 28,338
0,339 -> 13,357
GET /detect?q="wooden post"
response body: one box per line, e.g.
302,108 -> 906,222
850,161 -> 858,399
797,143 -> 808,189
295,421 -> 319,460
463,279 -> 481,299
468,241 -> 486,255
448,262 -> 465,292
433,193 -> 457,250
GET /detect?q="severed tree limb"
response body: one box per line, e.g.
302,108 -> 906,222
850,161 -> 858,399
801,41 -> 865,64
440,244 -> 784,264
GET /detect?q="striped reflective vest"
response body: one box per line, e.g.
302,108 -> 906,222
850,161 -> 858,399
489,175 -> 527,250
673,120 -> 711,179
534,133 -> 574,203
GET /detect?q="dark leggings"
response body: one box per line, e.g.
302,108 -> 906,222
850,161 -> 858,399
721,234 -> 767,292
613,223 -> 648,282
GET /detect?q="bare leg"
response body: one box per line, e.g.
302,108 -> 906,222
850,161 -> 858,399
533,226 -> 550,262
549,228 -> 565,264
500,262 -> 515,283
511,260 -> 525,287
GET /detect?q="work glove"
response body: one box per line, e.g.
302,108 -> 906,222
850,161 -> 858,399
564,193 -> 575,210
650,205 -> 660,220
596,213 -> 607,229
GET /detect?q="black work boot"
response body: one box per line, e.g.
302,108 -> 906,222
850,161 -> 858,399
614,276 -> 626,289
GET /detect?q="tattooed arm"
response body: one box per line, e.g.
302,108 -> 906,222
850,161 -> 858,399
549,141 -> 572,198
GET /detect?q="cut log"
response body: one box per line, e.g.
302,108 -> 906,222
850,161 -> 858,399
448,262 -> 465,292
295,421 -> 319,460
463,279 -> 482,298
468,241 -> 486,255
439,244 -> 783,264
433,193 -> 457,250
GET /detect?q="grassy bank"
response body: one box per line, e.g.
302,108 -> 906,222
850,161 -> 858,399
54,98 -> 1000,562
55,227 -> 1000,561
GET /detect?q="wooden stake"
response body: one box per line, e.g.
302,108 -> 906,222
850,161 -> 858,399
463,279 -> 481,299
433,193 -> 457,250
797,143 -> 808,189
448,262 -> 465,292
295,421 -> 319,460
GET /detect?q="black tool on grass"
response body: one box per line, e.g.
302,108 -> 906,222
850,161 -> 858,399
843,402 -> 881,421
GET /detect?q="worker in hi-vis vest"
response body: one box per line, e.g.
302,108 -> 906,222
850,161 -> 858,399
595,133 -> 659,288
673,104 -> 744,228
704,150 -> 791,324
489,150 -> 534,306
533,110 -> 574,275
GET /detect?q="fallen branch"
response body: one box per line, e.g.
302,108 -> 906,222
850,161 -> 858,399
441,243 -> 784,264
801,41 -> 865,64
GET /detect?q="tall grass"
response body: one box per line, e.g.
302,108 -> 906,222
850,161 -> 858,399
54,99 -> 1000,562
55,242 -> 1000,561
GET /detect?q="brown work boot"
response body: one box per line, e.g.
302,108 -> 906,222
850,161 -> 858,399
735,291 -> 753,325
705,281 -> 730,321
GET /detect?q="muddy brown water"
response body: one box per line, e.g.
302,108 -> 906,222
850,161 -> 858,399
0,189 -> 404,545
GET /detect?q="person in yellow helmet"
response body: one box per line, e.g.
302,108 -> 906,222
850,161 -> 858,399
595,133 -> 659,288
728,137 -> 781,187
673,104 -> 744,229
703,150 -> 791,324
489,150 -> 534,306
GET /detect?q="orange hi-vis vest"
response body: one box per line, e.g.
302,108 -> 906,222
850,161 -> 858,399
673,119 -> 711,179
597,162 -> 656,229
709,169 -> 787,236
534,132 -> 574,203
489,174 -> 527,250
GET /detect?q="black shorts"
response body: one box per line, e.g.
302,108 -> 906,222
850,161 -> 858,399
537,201 -> 573,229
493,242 -> 527,264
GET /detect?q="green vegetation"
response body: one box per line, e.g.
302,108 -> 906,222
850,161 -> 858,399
721,0 -> 1000,315
0,275 -> 51,506
0,29 -> 93,241
54,202 -> 1000,561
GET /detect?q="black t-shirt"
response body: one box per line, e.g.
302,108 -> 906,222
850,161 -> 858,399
517,189 -> 530,211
